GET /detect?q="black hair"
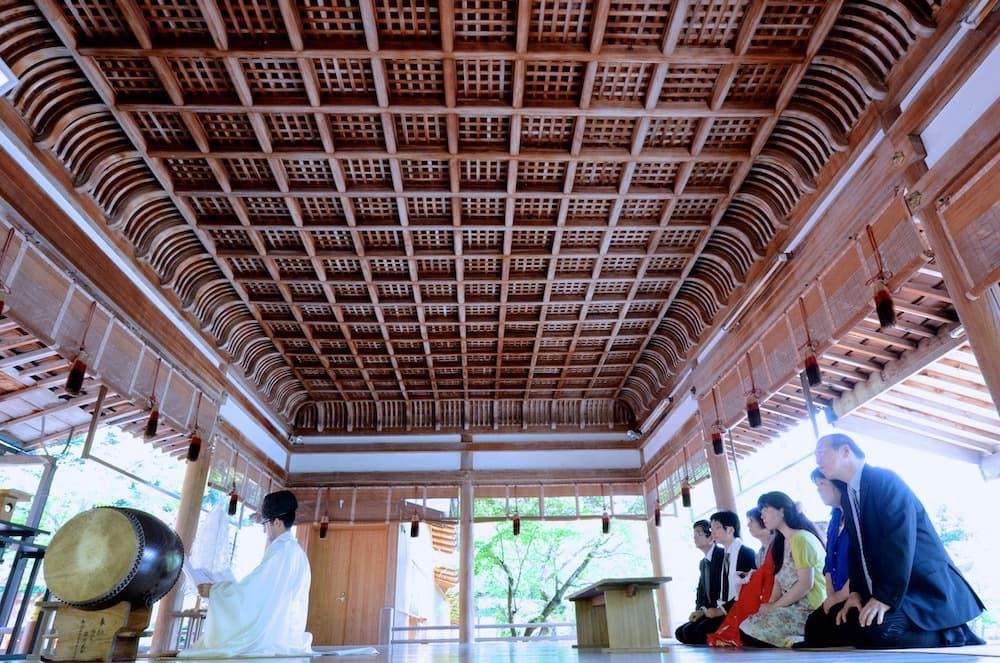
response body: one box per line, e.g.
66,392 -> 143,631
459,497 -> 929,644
822,433 -> 866,459
810,467 -> 825,481
693,519 -> 711,537
745,507 -> 765,530
275,511 -> 296,528
710,510 -> 741,539
758,491 -> 825,573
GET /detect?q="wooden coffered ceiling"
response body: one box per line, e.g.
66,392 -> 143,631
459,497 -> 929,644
0,0 -> 963,439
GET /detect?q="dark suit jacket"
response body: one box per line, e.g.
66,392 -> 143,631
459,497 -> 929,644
695,544 -> 724,610
838,465 -> 984,630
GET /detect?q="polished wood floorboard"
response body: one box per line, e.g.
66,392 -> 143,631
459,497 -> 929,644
138,641 -> 1000,662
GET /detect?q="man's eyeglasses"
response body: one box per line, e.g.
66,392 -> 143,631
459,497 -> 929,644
261,518 -> 274,528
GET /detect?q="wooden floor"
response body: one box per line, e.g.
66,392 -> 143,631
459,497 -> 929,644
135,641 -> 1000,662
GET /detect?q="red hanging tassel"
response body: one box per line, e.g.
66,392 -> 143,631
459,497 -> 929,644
186,429 -> 202,461
410,513 -> 420,538
798,298 -> 823,387
187,392 -> 203,461
601,509 -> 610,534
803,347 -> 822,387
512,511 -> 521,536
711,428 -> 724,455
319,515 -> 329,539
746,395 -> 762,428
65,302 -> 97,397
654,505 -> 661,527
144,358 -> 162,440
873,280 -> 896,329
681,479 -> 692,508
744,352 -> 763,429
865,226 -> 896,329
227,485 -> 239,516
65,351 -> 88,396
144,403 -> 159,440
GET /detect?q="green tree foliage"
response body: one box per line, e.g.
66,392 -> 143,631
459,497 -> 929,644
472,497 -> 652,638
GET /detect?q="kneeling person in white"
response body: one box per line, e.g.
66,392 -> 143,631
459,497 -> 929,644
178,490 -> 313,658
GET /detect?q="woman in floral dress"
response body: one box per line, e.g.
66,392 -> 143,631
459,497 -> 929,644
740,491 -> 826,647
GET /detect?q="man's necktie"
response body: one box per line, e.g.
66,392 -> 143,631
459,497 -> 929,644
849,486 -> 873,593
721,551 -> 731,602
700,557 -> 710,605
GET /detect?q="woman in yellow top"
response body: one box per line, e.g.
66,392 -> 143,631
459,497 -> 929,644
740,491 -> 827,648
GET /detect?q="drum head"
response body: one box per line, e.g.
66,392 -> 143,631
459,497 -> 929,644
44,508 -> 139,605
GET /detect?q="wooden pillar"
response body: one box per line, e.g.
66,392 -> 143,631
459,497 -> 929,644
149,445 -> 212,654
706,446 -> 737,512
919,207 -> 1000,416
645,493 -> 671,637
458,452 -> 475,644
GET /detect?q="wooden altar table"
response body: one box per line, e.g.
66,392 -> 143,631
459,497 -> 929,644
567,576 -> 670,652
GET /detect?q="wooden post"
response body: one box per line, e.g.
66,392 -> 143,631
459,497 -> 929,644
645,505 -> 671,637
458,452 -> 475,644
706,444 -> 737,512
149,443 -> 213,654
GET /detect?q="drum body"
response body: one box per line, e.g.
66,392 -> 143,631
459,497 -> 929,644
44,507 -> 184,610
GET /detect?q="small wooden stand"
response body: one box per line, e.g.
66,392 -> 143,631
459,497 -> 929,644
567,576 -> 670,653
39,602 -> 150,662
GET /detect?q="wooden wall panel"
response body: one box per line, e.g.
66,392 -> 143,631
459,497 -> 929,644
343,526 -> 389,645
305,523 -> 390,646
306,525 -> 352,645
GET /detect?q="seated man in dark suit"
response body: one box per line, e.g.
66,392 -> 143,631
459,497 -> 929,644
676,510 -> 756,644
813,433 -> 985,648
674,520 -> 723,643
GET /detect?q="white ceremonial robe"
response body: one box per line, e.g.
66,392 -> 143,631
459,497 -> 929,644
178,530 -> 313,658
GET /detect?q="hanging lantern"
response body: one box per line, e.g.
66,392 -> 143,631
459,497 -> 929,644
601,509 -> 610,534
144,402 -> 160,440
681,479 -> 692,508
319,515 -> 329,539
410,513 -> 420,538
65,350 -> 88,396
654,505 -> 661,527
186,429 -> 202,462
227,484 -> 239,516
512,511 -> 521,536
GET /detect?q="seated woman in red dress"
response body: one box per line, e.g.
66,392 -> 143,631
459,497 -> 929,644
708,508 -> 776,647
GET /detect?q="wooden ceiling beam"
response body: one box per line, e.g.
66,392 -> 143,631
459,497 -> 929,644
76,46 -> 806,66
117,101 -> 775,119
147,147 -> 749,163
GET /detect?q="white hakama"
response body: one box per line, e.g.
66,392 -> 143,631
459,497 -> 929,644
178,531 -> 313,658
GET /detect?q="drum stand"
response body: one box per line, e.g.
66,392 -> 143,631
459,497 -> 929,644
35,601 -> 150,662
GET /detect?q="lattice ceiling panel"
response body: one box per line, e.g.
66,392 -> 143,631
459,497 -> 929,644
0,0 -> 940,433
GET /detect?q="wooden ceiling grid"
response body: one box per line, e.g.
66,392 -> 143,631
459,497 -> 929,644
1,0 -> 946,436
